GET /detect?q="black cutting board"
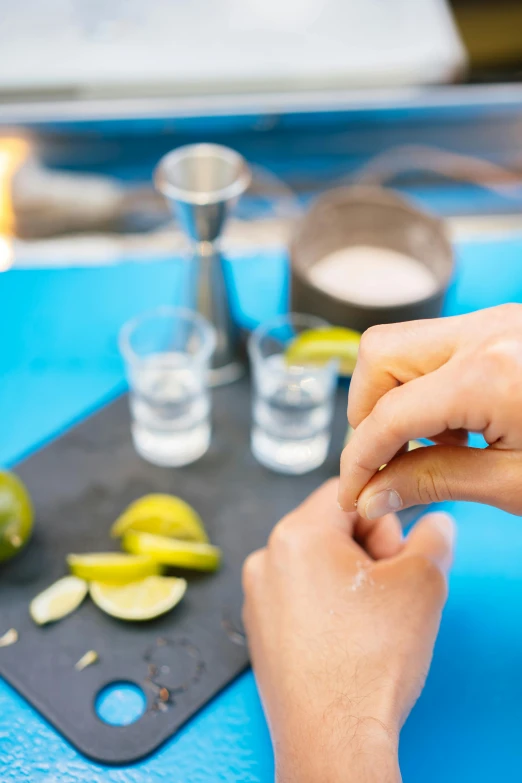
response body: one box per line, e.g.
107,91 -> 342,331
0,379 -> 419,765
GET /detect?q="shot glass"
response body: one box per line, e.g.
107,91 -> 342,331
119,306 -> 216,467
248,313 -> 338,474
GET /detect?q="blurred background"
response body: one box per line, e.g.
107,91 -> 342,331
0,0 -> 521,273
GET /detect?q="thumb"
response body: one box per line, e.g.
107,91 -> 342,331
357,445 -> 522,519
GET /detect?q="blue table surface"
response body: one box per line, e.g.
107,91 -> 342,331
2,236 -> 522,782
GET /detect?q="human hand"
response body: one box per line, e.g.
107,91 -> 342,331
243,479 -> 455,783
338,303 -> 522,518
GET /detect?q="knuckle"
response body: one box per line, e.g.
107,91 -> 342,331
493,302 -> 522,323
242,550 -> 264,593
372,389 -> 403,439
482,340 -> 517,372
267,517 -> 296,552
358,324 -> 389,361
480,338 -> 522,392
268,515 -> 316,557
340,443 -> 351,471
415,463 -> 453,503
470,303 -> 522,335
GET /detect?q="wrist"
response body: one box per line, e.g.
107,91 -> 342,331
275,719 -> 400,783
342,724 -> 401,783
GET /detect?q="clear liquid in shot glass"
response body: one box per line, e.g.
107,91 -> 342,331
130,352 -> 210,467
251,355 -> 333,474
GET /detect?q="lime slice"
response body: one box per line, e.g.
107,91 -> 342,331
90,576 -> 187,621
0,471 -> 33,563
111,494 -> 208,542
67,553 -> 161,583
30,576 -> 88,625
285,327 -> 361,376
123,531 -> 221,572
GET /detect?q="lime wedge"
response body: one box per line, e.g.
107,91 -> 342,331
90,576 -> 187,621
123,531 -> 221,572
0,471 -> 33,563
285,327 -> 361,376
30,576 -> 88,625
67,553 -> 161,583
111,493 -> 208,542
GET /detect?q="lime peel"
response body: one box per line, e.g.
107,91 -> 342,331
123,531 -> 221,572
67,552 -> 161,583
0,471 -> 33,563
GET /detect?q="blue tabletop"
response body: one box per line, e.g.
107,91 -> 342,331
2,236 -> 522,782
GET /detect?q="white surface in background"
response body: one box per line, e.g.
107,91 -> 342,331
308,245 -> 439,306
0,0 -> 465,92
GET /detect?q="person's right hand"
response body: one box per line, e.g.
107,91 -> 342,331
338,303 -> 522,519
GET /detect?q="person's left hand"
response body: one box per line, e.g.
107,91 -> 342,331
242,479 -> 455,783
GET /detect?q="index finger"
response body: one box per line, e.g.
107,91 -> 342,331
289,477 -> 358,533
285,478 -> 404,559
348,317 -> 460,430
339,366 -> 461,511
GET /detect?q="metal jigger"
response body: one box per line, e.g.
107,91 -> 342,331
154,143 -> 251,386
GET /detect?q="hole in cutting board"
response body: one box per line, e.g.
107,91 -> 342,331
95,681 -> 146,726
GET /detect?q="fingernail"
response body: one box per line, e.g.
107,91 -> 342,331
365,489 -> 402,520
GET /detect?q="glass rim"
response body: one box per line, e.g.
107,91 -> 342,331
119,305 -> 216,365
154,143 -> 251,206
248,312 -> 330,364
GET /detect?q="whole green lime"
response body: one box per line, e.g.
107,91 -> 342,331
0,471 -> 33,563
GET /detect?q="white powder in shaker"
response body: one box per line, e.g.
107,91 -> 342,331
308,245 -> 439,307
